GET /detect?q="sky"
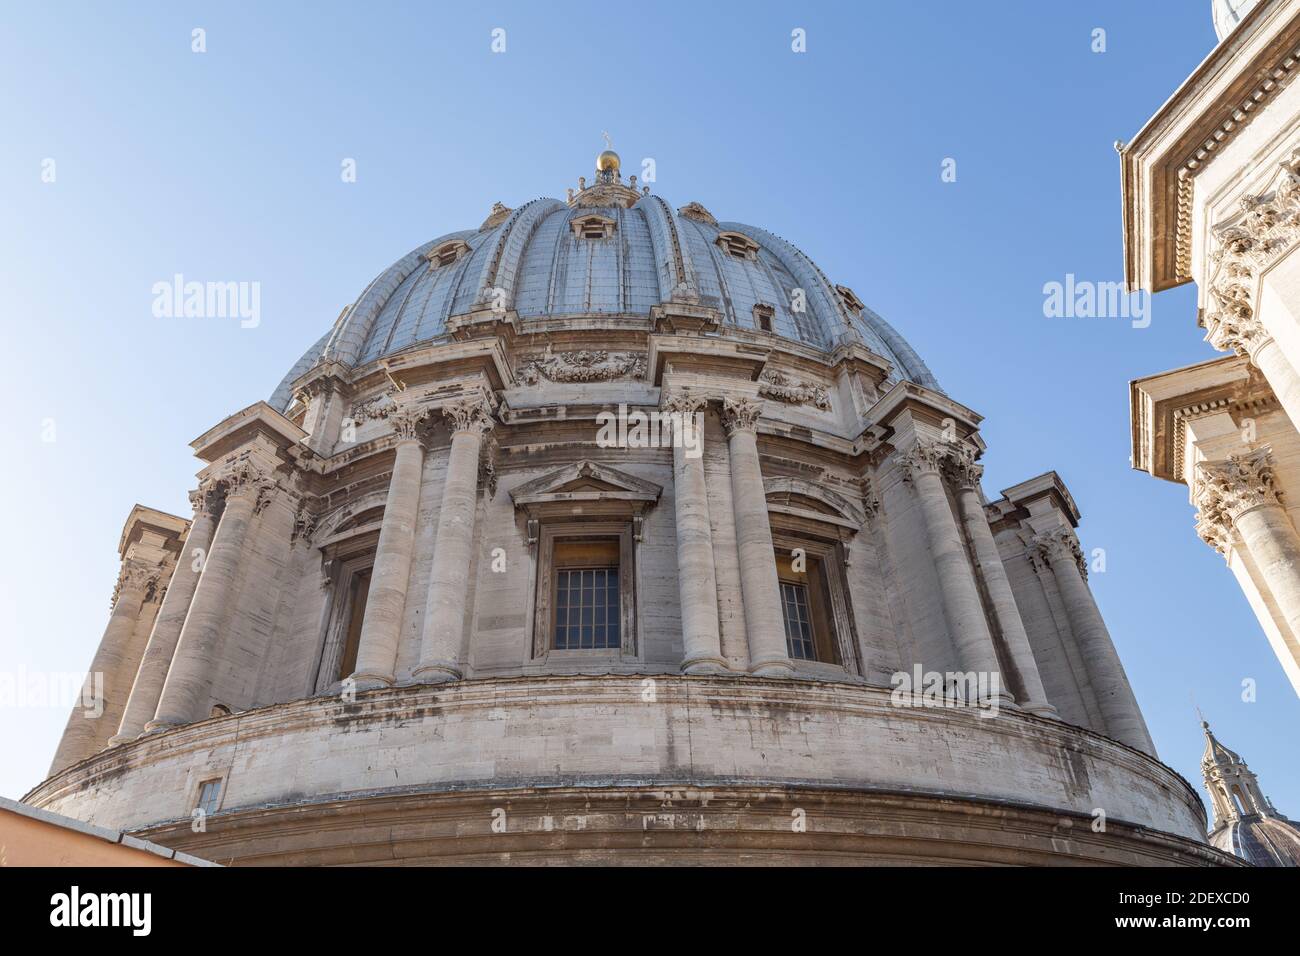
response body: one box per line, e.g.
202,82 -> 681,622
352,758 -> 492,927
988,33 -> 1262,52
2,1 -> 1295,825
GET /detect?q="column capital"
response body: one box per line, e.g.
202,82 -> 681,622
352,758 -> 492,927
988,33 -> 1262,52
441,396 -> 496,437
720,397 -> 762,436
898,436 -> 946,481
111,559 -> 162,609
660,390 -> 709,416
1031,526 -> 1088,579
1193,446 -> 1280,531
188,481 -> 224,518
941,443 -> 984,491
389,405 -> 431,443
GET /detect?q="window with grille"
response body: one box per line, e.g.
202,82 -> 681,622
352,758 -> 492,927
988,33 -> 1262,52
555,567 -> 620,649
196,778 -> 222,816
780,581 -> 816,660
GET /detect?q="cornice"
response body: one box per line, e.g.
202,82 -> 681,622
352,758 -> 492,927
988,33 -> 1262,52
1119,0 -> 1300,292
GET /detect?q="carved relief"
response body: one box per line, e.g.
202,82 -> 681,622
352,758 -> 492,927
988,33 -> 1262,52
516,348 -> 647,386
350,392 -> 396,424
757,368 -> 831,410
860,474 -> 881,518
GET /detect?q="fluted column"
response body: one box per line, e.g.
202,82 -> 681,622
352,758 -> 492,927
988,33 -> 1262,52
665,394 -> 726,673
109,485 -> 221,745
147,465 -> 267,729
413,398 -> 494,682
50,559 -> 161,773
899,439 -> 1007,702
347,408 -> 429,689
1033,526 -> 1153,753
1195,445 -> 1300,687
722,398 -> 791,676
945,447 -> 1055,716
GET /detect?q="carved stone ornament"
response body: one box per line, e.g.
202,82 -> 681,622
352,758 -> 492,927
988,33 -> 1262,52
188,480 -> 224,518
1192,446 -> 1281,552
516,347 -> 647,386
757,368 -> 831,410
1031,526 -> 1088,579
720,397 -> 762,435
292,497 -> 321,544
349,392 -> 397,425
860,474 -> 881,518
1204,150 -> 1300,356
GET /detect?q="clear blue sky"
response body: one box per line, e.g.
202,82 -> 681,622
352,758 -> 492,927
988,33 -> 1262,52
3,1 -> 1295,824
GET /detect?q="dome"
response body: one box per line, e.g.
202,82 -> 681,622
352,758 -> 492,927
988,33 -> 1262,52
1213,0 -> 1260,41
1209,815 -> 1300,866
270,178 -> 938,410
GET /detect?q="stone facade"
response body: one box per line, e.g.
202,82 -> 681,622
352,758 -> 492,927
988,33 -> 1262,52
29,150 -> 1223,865
1126,0 -> 1300,697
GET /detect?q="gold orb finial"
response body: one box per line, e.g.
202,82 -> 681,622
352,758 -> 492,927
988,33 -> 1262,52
597,149 -> 620,173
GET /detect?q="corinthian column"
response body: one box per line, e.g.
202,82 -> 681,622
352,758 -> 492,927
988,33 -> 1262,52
109,485 -> 222,745
899,439 -> 1006,702
944,447 -> 1055,716
347,407 -> 429,689
1195,445 -> 1300,686
413,397 -> 495,682
50,559 -> 161,774
722,398 -> 791,676
1033,526 -> 1153,753
664,394 -> 725,673
147,464 -> 268,730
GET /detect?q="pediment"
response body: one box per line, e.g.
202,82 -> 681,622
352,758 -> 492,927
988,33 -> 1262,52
510,460 -> 662,511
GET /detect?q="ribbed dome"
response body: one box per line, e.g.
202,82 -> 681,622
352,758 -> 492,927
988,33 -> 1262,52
1209,815 -> 1300,867
271,188 -> 938,411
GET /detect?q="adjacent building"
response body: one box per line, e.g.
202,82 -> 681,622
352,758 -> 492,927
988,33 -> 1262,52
1126,0 -> 1300,697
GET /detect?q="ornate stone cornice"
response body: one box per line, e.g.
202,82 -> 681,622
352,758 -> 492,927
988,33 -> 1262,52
757,368 -> 831,410
720,397 -> 762,436
1031,526 -> 1088,579
1192,446 -> 1280,544
516,348 -> 646,386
